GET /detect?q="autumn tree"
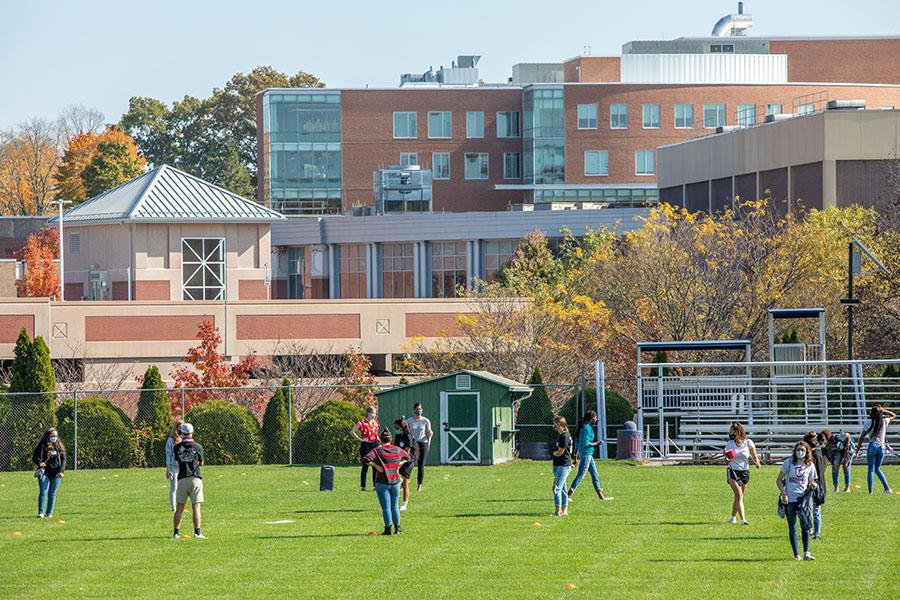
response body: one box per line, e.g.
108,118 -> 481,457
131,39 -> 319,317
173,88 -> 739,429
338,347 -> 377,408
15,228 -> 59,298
56,104 -> 105,142
56,127 -> 145,204
0,118 -> 62,215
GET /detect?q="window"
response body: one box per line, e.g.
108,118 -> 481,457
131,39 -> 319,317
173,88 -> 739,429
610,104 -> 628,129
431,241 -> 467,298
393,112 -> 416,138
710,44 -> 734,53
635,150 -> 655,176
642,104 -> 660,129
428,111 -> 452,138
400,153 -> 417,167
882,106 -> 895,110
577,104 -> 597,129
464,153 -> 489,179
182,238 -> 225,300
382,243 -> 414,298
737,104 -> 756,126
70,232 -> 81,253
675,104 -> 693,129
432,153 -> 450,179
766,104 -> 782,116
287,246 -> 305,299
703,104 -> 726,128
466,111 -> 484,138
483,240 -> 517,282
503,153 -> 521,179
497,111 -> 520,137
585,151 -> 609,176
798,103 -> 815,115
338,244 -> 367,299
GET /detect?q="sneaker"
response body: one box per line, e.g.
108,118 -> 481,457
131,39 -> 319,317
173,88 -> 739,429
46,514 -> 52,518
360,488 -> 368,492
394,526 -> 403,535
882,489 -> 894,494
794,555 -> 802,561
813,534 -> 820,540
194,533 -> 207,539
844,487 -> 851,492
172,533 -> 180,539
833,485 -> 839,493
381,527 -> 392,536
803,552 -> 815,560
399,504 -> 408,511
37,513 -> 44,518
741,520 -> 749,526
728,517 -> 737,524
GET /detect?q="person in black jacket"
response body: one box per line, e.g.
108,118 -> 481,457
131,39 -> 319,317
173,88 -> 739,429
32,427 -> 66,518
393,419 -> 418,512
804,431 -> 826,540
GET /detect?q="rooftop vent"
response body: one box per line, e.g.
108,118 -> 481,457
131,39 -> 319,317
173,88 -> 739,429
826,99 -> 867,110
711,2 -> 754,37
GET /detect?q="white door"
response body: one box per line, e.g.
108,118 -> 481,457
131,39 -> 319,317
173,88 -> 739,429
440,391 -> 481,464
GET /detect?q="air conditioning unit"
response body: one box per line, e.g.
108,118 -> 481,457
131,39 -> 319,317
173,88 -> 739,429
826,99 -> 866,110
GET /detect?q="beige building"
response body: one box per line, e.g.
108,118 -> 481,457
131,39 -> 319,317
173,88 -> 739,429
657,107 -> 900,213
48,165 -> 285,302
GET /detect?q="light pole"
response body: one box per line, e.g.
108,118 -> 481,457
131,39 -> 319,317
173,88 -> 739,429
842,236 -> 890,379
56,199 -> 72,301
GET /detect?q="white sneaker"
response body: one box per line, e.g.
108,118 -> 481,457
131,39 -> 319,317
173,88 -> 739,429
194,533 -> 207,539
882,489 -> 894,494
728,517 -> 737,524
37,513 -> 44,518
741,520 -> 749,526
399,504 -> 408,511
172,533 -> 180,539
803,552 -> 815,560
794,555 -> 802,561
833,485 -> 839,492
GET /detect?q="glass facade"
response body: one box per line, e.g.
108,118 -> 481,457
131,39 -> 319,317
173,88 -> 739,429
528,188 -> 658,206
262,91 -> 342,215
287,246 -> 306,299
483,240 -> 518,282
382,243 -> 415,298
523,87 -> 565,185
431,241 -> 467,298
338,244 -> 367,299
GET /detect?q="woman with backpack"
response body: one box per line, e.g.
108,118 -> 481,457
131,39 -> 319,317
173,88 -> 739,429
32,427 -> 66,518
724,422 -> 760,525
393,418 -> 418,512
803,431 -> 827,540
777,441 -> 819,561
855,405 -> 896,494
821,428 -> 854,492
567,411 -> 612,501
551,416 -> 574,516
165,417 -> 185,511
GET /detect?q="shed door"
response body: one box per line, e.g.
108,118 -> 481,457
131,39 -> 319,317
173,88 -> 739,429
440,391 -> 480,464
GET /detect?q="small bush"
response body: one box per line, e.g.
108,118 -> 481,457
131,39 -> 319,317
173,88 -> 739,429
185,400 -> 261,465
261,379 -> 291,464
57,396 -> 132,469
293,399 -> 365,465
135,366 -> 172,467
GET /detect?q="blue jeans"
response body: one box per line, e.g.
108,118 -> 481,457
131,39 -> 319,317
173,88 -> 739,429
569,453 -> 600,492
866,443 -> 890,493
374,481 -> 401,528
553,465 -> 573,508
38,475 -> 61,516
831,463 -> 851,488
813,505 -> 821,537
784,501 -> 809,556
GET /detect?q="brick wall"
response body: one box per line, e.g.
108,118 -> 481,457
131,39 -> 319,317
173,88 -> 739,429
85,315 -> 212,342
235,314 -> 360,340
64,282 -> 84,301
0,314 -> 34,343
238,279 -> 269,300
134,280 -> 170,300
405,312 -> 473,338
771,39 -> 900,85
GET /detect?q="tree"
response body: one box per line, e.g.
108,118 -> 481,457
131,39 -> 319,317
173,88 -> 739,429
135,365 -> 172,466
169,321 -> 258,415
15,228 -> 59,298
56,127 -> 145,205
261,378 -> 291,464
56,104 -> 105,142
516,365 -> 555,445
338,347 -> 377,408
120,66 -> 324,199
0,118 -> 62,215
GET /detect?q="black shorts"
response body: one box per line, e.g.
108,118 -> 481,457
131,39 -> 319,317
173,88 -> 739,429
398,462 -> 414,480
727,467 -> 750,486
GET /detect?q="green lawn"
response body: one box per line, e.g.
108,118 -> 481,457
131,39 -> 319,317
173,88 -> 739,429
1,461 -> 899,599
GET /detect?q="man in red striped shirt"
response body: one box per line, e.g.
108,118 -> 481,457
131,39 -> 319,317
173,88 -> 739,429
363,429 -> 410,535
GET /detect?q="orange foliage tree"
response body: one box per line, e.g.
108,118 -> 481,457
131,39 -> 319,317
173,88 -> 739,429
16,228 -> 59,298
337,346 -> 378,408
169,320 -> 258,415
55,127 -> 146,205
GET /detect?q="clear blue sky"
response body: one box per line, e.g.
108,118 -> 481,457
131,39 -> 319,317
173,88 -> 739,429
1,0 -> 899,131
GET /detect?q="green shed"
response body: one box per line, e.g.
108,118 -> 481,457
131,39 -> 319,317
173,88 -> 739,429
375,371 -> 533,465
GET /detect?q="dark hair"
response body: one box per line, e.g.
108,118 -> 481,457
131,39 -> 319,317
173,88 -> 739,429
791,441 -> 813,466
869,405 -> 886,440
379,428 -> 392,444
393,419 -> 411,437
413,403 -> 423,411
803,431 -> 818,448
39,427 -> 66,455
729,422 -> 746,445
574,411 -> 597,446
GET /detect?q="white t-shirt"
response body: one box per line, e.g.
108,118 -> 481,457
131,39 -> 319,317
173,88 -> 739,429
863,417 -> 890,446
725,439 -> 755,471
780,459 -> 816,502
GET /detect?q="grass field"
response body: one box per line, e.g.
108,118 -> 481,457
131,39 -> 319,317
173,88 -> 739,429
1,460 -> 899,600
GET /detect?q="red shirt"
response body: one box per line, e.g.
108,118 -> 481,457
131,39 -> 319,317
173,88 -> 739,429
362,444 -> 407,484
358,418 -> 379,442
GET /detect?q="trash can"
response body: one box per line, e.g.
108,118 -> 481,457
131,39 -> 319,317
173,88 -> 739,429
319,465 -> 335,491
616,421 -> 643,460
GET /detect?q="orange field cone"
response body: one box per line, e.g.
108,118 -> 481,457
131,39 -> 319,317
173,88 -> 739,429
181,534 -> 191,538
565,584 -> 577,589
11,532 -> 22,536
367,531 -> 376,535
852,485 -> 861,488
531,522 -> 541,527
55,520 -> 66,524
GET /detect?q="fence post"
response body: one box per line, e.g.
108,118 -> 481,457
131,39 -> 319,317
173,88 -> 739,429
596,361 -> 608,460
288,385 -> 293,466
181,388 -> 185,417
73,391 -> 78,471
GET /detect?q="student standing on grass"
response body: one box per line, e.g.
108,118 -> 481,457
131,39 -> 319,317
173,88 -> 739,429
567,411 -> 612,501
822,428 -> 854,492
173,423 -> 206,539
362,429 -> 410,535
165,418 -> 184,512
803,431 -> 826,540
724,422 -> 760,525
407,403 -> 433,491
32,427 -> 66,518
393,418 -> 419,511
551,416 -> 574,516
855,405 -> 896,494
777,441 -> 819,561
350,406 -> 380,492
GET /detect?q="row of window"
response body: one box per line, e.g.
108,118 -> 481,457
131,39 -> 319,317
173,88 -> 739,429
398,152 -> 522,180
583,150 -> 655,176
394,111 -> 521,139
577,103 -> 787,130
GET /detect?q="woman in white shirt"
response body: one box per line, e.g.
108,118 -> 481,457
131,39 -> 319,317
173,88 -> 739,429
777,441 -> 819,561
724,422 -> 760,525
855,405 -> 896,494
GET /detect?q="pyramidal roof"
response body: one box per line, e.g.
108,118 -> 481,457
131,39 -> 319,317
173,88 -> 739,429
48,165 -> 285,225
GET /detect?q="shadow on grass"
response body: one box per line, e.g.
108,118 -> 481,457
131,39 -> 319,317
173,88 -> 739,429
477,499 -> 545,503
255,533 -> 362,539
293,509 -> 366,514
693,535 -> 780,540
628,521 -> 715,526
450,512 -> 550,518
649,558 -> 782,563
32,536 -> 152,542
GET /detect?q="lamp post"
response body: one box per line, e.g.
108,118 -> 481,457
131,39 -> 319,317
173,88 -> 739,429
842,236 -> 890,380
56,199 -> 72,301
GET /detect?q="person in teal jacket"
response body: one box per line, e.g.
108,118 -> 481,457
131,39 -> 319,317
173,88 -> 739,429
567,411 -> 613,501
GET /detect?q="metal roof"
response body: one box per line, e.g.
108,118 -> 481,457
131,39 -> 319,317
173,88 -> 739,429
376,370 -> 533,395
48,165 -> 285,226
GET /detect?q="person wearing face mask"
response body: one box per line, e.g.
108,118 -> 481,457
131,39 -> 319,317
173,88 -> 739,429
777,441 -> 819,561
855,405 -> 896,494
350,406 -> 380,491
724,422 -> 760,525
803,431 -> 826,540
406,403 -> 432,491
32,427 -> 66,518
567,411 -> 612,501
393,419 -> 418,511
